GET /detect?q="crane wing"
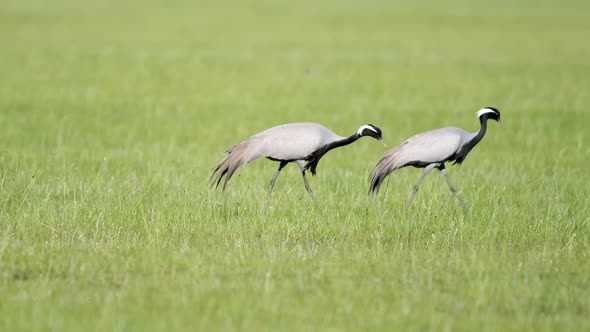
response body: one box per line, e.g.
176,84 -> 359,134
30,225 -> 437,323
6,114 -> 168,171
210,122 -> 343,190
253,123 -> 341,161
393,128 -> 464,166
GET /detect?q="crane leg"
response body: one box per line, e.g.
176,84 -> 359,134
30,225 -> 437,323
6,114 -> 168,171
438,165 -> 469,212
301,171 -> 316,200
296,160 -> 319,200
264,161 -> 288,211
295,160 -> 324,212
296,160 -> 316,200
406,163 -> 437,211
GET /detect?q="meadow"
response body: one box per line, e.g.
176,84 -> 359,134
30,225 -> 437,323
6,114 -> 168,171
1,0 -> 590,330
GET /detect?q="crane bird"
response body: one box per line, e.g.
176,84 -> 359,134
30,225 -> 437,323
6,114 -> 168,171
369,107 -> 502,211
211,122 -> 386,210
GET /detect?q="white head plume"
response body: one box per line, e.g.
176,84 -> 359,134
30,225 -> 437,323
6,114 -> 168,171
357,124 -> 378,136
476,107 -> 497,117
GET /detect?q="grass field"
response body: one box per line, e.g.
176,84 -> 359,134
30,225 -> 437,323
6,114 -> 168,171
2,0 -> 590,330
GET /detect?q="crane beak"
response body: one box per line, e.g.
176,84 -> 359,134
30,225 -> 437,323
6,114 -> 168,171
498,119 -> 504,128
379,138 -> 388,148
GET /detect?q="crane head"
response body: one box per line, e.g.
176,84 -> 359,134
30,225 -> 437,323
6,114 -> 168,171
357,124 -> 387,147
476,107 -> 503,127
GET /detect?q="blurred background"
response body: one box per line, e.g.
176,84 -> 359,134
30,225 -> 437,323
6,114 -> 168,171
3,0 -> 588,161
1,1 -> 589,330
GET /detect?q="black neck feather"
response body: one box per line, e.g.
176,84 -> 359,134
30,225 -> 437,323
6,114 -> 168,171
304,134 -> 360,175
326,134 -> 360,150
471,115 -> 489,147
453,115 -> 489,164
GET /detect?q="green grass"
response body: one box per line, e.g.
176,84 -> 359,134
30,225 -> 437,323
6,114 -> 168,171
2,0 -> 590,330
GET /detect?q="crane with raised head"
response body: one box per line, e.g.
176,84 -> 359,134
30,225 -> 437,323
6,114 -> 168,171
369,107 -> 502,211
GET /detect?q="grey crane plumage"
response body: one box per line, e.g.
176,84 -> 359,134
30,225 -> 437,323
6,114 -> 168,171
369,107 -> 502,211
211,122 -> 386,210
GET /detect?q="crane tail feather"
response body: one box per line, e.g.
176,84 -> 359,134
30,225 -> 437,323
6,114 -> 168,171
369,148 -> 403,195
214,167 -> 229,189
210,140 -> 260,191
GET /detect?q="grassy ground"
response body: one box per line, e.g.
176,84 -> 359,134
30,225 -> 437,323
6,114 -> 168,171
1,0 -> 590,330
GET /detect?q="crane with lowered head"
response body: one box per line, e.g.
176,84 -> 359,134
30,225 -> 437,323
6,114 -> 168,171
211,122 -> 387,210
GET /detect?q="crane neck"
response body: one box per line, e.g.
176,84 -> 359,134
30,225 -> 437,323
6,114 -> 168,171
304,134 -> 361,175
462,115 -> 489,153
314,133 -> 361,159
474,115 -> 489,143
451,114 -> 495,165
326,134 -> 361,150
